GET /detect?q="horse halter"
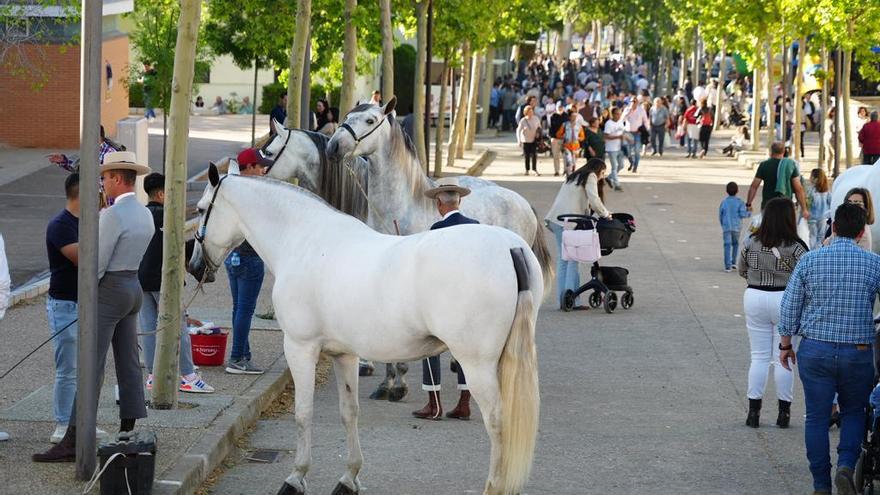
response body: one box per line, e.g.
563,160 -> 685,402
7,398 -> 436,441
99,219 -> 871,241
194,174 -> 230,272
258,128 -> 293,173
340,114 -> 387,149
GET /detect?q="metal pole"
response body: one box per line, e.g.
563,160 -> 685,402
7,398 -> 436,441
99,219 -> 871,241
252,58 -> 258,146
424,0 -> 433,174
76,0 -> 102,480
301,37 -> 311,130
833,49 -> 842,177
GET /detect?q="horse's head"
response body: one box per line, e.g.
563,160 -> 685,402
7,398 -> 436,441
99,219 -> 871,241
261,120 -> 322,190
188,163 -> 244,283
327,96 -> 396,160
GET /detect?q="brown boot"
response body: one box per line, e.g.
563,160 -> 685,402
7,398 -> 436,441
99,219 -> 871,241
446,390 -> 471,420
33,425 -> 76,463
412,391 -> 442,420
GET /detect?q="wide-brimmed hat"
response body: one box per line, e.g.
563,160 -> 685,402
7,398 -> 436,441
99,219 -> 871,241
423,177 -> 471,199
99,151 -> 152,175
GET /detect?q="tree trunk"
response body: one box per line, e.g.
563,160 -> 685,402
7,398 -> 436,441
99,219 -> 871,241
780,38 -> 787,144
152,0 -> 201,409
691,27 -> 699,87
339,0 -> 358,114
286,0 -> 311,128
595,21 -> 602,59
842,45 -> 853,169
463,51 -> 481,151
750,58 -> 762,152
446,43 -> 470,170
766,40 -> 775,149
412,0 -> 428,167
557,19 -> 572,61
433,59 -> 450,177
793,37 -> 806,160
818,44 -> 828,171
379,0 -> 394,100
478,47 -> 494,133
714,37 -> 727,130
251,58 -> 258,146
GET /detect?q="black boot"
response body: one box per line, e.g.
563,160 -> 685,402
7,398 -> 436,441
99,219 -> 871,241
746,398 -> 762,428
777,400 -> 791,429
120,418 -> 136,432
33,425 -> 76,462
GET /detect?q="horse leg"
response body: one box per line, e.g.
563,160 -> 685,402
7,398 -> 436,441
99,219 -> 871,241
277,340 -> 320,495
457,363 -> 504,495
368,363 -> 394,400
388,362 -> 409,402
331,353 -> 364,494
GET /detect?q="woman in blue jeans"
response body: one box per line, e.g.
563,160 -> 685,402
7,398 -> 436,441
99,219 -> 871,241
225,244 -> 265,374
544,159 -> 613,309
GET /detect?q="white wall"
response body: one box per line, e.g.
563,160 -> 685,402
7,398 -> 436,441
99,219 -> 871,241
196,55 -> 275,111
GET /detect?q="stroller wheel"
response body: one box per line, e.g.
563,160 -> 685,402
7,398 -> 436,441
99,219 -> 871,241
588,291 -> 603,309
621,291 -> 634,310
603,292 -> 618,314
856,452 -> 866,492
562,290 -> 576,312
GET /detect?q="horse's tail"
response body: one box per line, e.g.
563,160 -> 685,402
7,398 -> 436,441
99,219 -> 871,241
530,207 -> 554,297
496,248 -> 540,495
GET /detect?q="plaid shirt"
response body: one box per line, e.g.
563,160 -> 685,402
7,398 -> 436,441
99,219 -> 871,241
779,237 -> 880,343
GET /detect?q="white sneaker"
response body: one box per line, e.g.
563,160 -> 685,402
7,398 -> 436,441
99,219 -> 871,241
0,431 -> 8,441
179,375 -> 215,393
50,424 -> 108,444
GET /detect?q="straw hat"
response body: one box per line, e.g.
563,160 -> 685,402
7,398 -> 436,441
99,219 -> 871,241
99,151 -> 152,176
423,177 -> 471,199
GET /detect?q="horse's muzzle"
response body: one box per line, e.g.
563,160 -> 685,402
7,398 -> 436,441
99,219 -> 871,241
187,258 -> 216,284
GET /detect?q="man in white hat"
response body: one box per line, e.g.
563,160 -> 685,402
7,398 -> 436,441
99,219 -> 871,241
34,151 -> 154,462
412,178 -> 477,421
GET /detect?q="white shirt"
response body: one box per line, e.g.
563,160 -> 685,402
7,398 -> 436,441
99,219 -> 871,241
442,210 -> 461,221
636,78 -> 649,91
0,234 -> 10,319
112,192 -> 136,203
604,119 -> 625,152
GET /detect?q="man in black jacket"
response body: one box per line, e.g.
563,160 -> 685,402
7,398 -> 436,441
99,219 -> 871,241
548,103 -> 568,176
138,173 -> 214,394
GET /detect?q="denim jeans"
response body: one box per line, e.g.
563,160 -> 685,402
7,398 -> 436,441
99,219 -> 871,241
421,355 -> 467,391
47,297 -> 78,424
651,125 -> 666,154
138,291 -> 194,376
798,338 -> 875,492
626,132 -> 641,171
686,136 -> 698,155
225,254 -> 265,362
605,150 -> 623,188
722,230 -> 738,269
547,222 -> 581,307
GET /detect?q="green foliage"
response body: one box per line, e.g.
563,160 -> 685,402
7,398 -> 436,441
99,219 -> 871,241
393,43 -> 416,115
0,0 -> 80,89
129,80 -> 145,108
203,0 -> 297,70
259,82 -> 287,114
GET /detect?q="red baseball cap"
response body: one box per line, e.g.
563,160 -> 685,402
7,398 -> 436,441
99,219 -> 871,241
237,148 -> 273,167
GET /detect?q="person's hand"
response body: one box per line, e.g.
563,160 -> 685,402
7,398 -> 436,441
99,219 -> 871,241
780,348 -> 796,371
48,153 -> 66,164
802,209 -> 811,220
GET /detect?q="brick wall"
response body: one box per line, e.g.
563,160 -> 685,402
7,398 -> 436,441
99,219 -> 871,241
0,35 -> 130,149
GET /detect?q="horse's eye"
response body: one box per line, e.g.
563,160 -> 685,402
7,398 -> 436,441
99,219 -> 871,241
366,119 -> 375,125
197,208 -> 205,214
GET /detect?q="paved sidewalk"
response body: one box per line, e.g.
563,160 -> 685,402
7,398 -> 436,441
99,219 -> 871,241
202,130 -> 818,494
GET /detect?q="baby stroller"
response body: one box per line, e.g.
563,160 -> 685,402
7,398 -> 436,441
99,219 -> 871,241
854,319 -> 880,493
557,212 -> 636,313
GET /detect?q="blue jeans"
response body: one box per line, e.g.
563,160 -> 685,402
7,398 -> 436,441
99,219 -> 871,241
144,94 -> 156,119
723,230 -> 739,269
138,291 -> 195,376
605,150 -> 623,188
47,297 -> 78,424
547,222 -> 580,307
626,132 -> 641,171
798,338 -> 875,492
225,254 -> 265,362
686,136 -> 698,155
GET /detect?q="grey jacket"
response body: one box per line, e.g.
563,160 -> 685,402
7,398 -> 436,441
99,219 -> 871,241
738,236 -> 808,290
98,193 -> 155,280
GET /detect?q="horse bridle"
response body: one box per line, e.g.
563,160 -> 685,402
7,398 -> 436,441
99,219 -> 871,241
259,128 -> 293,173
340,114 -> 387,148
193,173 -> 230,273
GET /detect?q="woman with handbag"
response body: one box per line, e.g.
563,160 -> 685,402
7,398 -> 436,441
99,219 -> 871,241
698,99 -> 714,158
682,100 -> 700,158
517,105 -> 542,176
544,159 -> 613,310
738,198 -> 808,428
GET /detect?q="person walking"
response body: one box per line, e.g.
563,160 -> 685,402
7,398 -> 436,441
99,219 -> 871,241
746,142 -> 810,219
138,173 -> 214,394
225,148 -> 273,375
603,107 -> 625,191
650,97 -> 670,156
719,182 -> 750,272
738,198 -> 807,429
142,63 -> 157,121
622,97 -> 649,172
544,159 -> 613,310
858,111 -> 880,165
683,100 -> 700,158
500,84 -> 518,131
34,151 -> 154,463
548,104 -> 567,176
697,100 -> 714,158
517,105 -> 541,176
558,110 -> 585,176
0,231 -> 9,442
412,178 -> 477,420
778,203 -> 880,495
585,117 -> 605,162
807,169 -> 832,249
269,93 -> 288,133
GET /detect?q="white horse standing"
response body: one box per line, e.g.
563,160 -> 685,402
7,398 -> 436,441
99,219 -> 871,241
188,166 -> 542,495
830,163 -> 880,252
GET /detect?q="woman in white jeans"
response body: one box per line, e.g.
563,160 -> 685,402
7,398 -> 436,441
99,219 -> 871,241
738,198 -> 808,429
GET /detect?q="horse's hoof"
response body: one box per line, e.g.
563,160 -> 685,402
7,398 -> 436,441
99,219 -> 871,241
277,482 -> 305,495
388,385 -> 408,402
331,481 -> 358,495
369,386 -> 390,400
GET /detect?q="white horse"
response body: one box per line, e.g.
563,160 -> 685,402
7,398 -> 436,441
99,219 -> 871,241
830,163 -> 880,252
188,165 -> 542,495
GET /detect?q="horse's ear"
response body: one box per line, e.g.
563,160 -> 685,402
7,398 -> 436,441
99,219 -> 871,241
272,118 -> 286,136
208,162 -> 220,187
383,96 -> 397,115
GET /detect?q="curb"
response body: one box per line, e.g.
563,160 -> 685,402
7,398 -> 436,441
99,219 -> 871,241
152,353 -> 292,495
10,277 -> 49,307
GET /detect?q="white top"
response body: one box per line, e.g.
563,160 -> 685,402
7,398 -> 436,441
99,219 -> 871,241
603,119 -> 625,152
622,104 -> 650,132
544,174 -> 611,226
636,78 -> 649,91
442,210 -> 460,220
0,233 -> 9,319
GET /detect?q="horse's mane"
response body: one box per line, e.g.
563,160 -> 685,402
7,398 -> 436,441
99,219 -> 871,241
383,113 -> 430,199
301,129 -> 370,222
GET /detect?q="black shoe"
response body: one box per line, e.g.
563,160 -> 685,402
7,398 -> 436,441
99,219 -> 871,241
835,466 -> 857,495
776,400 -> 791,428
746,398 -> 762,428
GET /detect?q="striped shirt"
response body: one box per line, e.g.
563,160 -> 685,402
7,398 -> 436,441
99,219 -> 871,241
738,236 -> 808,291
778,237 -> 880,343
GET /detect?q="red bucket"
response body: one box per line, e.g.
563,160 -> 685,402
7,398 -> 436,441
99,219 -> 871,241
190,333 -> 228,366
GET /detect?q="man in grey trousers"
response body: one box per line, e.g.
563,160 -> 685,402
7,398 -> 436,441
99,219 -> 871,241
34,151 -> 154,462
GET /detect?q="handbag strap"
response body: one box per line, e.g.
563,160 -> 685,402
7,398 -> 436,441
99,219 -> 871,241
770,246 -> 794,272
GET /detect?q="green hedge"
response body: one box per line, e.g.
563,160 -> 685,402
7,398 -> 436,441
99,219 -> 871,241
393,44 -> 416,115
259,82 -> 287,114
129,81 -> 144,108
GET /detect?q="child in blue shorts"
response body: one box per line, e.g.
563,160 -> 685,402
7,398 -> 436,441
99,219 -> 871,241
719,181 -> 751,272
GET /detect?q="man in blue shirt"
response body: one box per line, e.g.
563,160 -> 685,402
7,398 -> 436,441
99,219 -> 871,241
779,203 -> 880,495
